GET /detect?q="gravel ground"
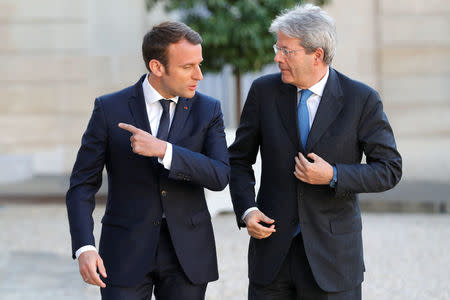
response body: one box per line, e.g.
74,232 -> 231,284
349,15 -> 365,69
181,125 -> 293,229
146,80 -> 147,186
0,203 -> 449,299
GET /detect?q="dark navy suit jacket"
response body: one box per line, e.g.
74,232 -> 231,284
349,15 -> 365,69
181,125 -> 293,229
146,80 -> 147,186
229,68 -> 402,292
66,75 -> 229,286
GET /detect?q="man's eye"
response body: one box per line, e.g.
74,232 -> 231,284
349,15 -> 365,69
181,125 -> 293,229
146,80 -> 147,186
183,65 -> 192,69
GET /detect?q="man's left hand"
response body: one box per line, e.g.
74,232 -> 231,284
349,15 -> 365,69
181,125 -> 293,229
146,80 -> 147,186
294,152 -> 333,185
118,123 -> 167,158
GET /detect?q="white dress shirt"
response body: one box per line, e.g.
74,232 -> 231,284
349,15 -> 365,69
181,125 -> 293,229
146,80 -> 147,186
76,73 -> 177,259
142,73 -> 177,169
242,67 -> 330,222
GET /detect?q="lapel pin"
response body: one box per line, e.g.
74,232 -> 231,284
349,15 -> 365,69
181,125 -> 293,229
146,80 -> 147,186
184,106 -> 188,110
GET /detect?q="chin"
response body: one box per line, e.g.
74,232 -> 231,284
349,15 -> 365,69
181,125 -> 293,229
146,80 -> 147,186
181,91 -> 196,99
281,74 -> 293,84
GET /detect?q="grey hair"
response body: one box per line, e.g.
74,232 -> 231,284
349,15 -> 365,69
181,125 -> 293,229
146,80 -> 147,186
269,4 -> 337,65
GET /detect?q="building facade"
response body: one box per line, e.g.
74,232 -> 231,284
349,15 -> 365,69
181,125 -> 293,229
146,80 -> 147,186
0,0 -> 449,184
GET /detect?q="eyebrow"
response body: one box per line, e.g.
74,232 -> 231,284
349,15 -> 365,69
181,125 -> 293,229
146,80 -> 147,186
179,59 -> 203,67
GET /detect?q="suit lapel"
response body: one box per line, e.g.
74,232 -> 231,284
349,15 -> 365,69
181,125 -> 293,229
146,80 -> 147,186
306,68 -> 343,151
128,75 -> 152,134
167,96 -> 193,144
276,82 -> 300,150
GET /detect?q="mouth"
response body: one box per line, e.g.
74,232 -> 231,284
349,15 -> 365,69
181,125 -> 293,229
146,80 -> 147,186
188,85 -> 197,91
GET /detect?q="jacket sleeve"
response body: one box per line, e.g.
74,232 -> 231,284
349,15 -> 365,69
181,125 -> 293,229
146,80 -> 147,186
228,83 -> 261,227
66,98 -> 107,258
169,100 -> 230,192
335,90 -> 402,195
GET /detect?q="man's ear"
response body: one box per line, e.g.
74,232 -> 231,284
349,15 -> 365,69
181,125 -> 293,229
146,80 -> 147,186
313,48 -> 324,64
149,59 -> 165,77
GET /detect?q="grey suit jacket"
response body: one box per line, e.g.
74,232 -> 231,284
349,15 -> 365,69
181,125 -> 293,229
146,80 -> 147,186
229,68 -> 402,292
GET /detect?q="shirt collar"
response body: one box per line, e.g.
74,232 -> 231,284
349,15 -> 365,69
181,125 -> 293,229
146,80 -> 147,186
142,73 -> 179,106
297,66 -> 330,97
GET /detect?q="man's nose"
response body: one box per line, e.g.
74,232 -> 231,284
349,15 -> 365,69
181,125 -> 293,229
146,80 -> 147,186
274,51 -> 283,63
193,65 -> 203,81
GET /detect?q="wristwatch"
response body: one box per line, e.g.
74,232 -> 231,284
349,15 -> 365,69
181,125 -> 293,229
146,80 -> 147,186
329,165 -> 337,188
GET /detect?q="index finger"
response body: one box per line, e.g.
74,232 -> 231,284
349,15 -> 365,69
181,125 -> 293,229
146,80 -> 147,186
118,123 -> 139,134
97,258 -> 107,278
307,152 -> 319,162
253,222 -> 276,234
297,152 -> 311,166
252,210 -> 275,224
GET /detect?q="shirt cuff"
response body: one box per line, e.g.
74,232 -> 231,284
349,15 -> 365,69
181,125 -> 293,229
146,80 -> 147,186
75,245 -> 97,259
158,142 -> 172,170
242,207 -> 259,222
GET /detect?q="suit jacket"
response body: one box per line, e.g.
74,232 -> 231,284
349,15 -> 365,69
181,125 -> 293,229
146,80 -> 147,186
66,75 -> 230,286
228,68 -> 402,292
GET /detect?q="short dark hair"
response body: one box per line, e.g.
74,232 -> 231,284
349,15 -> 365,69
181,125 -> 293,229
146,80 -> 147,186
142,21 -> 202,72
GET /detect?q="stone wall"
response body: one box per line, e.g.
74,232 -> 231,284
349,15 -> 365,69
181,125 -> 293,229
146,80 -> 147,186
0,0 -> 147,179
378,0 -> 450,182
324,0 -> 450,183
1,0 -> 449,183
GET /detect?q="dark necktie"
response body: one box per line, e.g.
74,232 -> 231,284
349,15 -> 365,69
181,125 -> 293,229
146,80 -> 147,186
298,89 -> 313,149
156,99 -> 172,141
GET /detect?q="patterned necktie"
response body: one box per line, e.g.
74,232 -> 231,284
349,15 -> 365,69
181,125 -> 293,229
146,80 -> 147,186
156,99 -> 172,141
298,89 -> 313,149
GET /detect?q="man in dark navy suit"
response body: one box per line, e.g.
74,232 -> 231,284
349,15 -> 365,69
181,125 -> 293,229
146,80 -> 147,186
229,4 -> 402,300
66,21 -> 229,300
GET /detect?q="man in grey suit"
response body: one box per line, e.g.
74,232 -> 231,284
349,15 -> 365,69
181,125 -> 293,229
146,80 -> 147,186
229,4 -> 402,300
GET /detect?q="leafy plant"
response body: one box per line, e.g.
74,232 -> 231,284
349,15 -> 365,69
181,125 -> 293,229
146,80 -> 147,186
146,0 -> 329,120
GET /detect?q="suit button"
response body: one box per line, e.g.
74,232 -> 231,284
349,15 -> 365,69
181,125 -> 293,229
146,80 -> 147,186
161,190 -> 167,197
